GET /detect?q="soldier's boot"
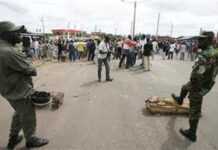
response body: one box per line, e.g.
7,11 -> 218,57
7,135 -> 23,150
171,93 -> 183,105
106,78 -> 113,82
26,136 -> 49,148
172,87 -> 188,105
179,120 -> 198,142
179,129 -> 196,142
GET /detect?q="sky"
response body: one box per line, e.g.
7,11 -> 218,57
0,0 -> 218,37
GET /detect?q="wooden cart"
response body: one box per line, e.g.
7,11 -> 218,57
145,96 -> 189,115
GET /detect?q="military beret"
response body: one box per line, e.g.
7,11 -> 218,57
200,31 -> 214,39
0,21 -> 26,34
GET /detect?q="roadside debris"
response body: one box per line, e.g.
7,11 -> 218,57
33,91 -> 64,110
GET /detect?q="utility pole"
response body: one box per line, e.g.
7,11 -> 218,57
130,21 -> 133,36
132,1 -> 137,38
40,17 -> 45,35
156,13 -> 160,40
40,17 -> 45,40
121,0 -> 145,38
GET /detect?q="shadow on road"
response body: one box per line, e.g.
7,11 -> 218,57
131,70 -> 147,75
129,65 -> 143,71
80,80 -> 99,87
161,117 -> 192,150
129,66 -> 150,75
141,108 -> 192,150
141,108 -> 188,118
86,62 -> 96,66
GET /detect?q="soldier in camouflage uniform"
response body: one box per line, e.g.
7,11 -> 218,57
0,21 -> 49,149
172,31 -> 218,142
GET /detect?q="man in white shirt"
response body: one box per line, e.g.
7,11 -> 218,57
180,42 -> 187,61
32,39 -> 39,59
168,42 -> 176,60
152,40 -> 158,59
97,36 -> 113,82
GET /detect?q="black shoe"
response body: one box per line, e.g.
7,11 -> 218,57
106,78 -> 113,82
26,136 -> 49,148
7,135 -> 23,149
171,93 -> 183,105
179,129 -> 197,142
98,79 -> 101,82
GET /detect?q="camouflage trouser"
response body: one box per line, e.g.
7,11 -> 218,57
182,82 -> 203,122
8,98 -> 36,140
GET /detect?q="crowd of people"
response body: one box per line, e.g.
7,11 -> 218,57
22,33 -> 218,71
19,33 -> 218,84
22,37 -> 94,62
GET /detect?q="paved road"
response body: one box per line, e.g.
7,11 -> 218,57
0,58 -> 218,150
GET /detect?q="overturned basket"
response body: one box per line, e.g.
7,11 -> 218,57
32,91 -> 64,110
31,91 -> 51,107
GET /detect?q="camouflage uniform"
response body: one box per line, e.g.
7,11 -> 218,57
178,46 -> 218,135
0,21 -> 49,149
0,39 -> 37,141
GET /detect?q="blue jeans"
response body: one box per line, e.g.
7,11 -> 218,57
69,50 -> 77,62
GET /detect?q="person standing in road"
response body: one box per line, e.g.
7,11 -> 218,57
158,41 -> 165,60
192,41 -> 198,61
164,41 -> 170,58
139,35 -> 147,66
87,39 -> 96,61
172,32 -> 218,142
0,21 -> 49,149
152,39 -> 158,59
180,42 -> 187,61
68,40 -> 76,62
175,41 -> 181,59
57,38 -> 64,62
121,35 -> 137,68
168,42 -> 175,60
32,38 -> 39,59
119,36 -> 131,69
97,36 -> 113,82
116,39 -> 123,59
143,38 -> 153,71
